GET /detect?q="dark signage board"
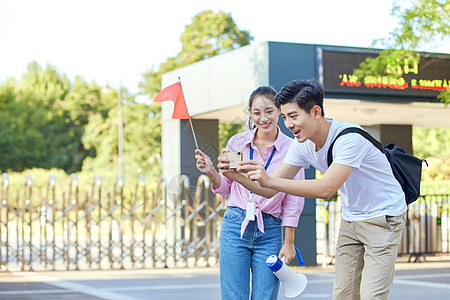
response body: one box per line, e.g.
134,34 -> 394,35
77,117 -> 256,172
322,49 -> 450,100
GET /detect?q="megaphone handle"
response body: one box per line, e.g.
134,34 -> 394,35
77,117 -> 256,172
295,246 -> 305,266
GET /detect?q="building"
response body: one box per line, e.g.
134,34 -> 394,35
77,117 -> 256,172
159,41 -> 450,265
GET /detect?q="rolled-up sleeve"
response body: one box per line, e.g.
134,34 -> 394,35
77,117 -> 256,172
211,173 -> 232,195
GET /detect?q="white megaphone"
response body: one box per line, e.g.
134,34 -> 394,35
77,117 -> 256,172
266,251 -> 307,298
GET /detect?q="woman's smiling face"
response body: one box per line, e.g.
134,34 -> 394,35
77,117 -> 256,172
249,95 -> 279,133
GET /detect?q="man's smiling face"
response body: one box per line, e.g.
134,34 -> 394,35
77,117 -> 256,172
280,102 -> 317,143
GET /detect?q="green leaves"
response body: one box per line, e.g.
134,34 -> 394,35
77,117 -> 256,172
139,10 -> 253,99
413,127 -> 450,181
0,63 -> 77,172
389,0 -> 450,50
355,0 -> 449,104
137,10 -> 253,156
0,61 -> 163,181
353,49 -> 420,79
0,10 -> 253,182
180,10 -> 252,62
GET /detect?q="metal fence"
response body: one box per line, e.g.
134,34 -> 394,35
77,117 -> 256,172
317,194 -> 450,266
0,173 -> 223,272
1,172 -> 449,272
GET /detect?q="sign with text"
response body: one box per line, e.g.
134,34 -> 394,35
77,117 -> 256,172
322,49 -> 450,100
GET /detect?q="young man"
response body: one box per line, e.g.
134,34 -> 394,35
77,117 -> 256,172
237,80 -> 407,299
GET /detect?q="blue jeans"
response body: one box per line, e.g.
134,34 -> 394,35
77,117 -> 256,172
219,206 -> 283,300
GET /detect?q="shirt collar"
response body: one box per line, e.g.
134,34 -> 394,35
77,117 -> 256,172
246,126 -> 283,151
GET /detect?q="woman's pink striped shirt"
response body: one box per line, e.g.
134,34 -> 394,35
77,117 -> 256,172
212,127 -> 305,237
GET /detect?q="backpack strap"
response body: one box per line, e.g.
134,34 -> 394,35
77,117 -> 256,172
327,127 -> 383,167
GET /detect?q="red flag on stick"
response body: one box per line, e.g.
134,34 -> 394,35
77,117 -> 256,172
153,82 -> 190,119
153,80 -> 199,150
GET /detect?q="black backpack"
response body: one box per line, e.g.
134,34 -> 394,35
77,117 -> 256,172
327,127 -> 427,205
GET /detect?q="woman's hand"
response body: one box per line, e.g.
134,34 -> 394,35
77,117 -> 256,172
217,149 -> 230,171
195,149 -> 214,174
195,149 -> 221,187
278,242 -> 296,265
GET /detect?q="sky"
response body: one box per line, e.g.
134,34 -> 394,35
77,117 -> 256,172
0,0 -> 448,96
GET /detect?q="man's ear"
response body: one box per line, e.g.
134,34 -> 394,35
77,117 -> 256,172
311,105 -> 322,119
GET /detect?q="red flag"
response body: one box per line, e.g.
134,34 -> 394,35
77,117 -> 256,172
153,82 -> 190,119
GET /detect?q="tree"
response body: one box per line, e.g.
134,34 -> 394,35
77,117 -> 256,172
413,127 -> 450,181
0,62 -> 77,172
139,10 -> 253,99
0,79 -> 17,170
80,86 -> 162,181
139,10 -> 253,155
0,10 -> 254,180
354,0 -> 450,104
413,127 -> 450,158
385,0 -> 449,50
0,62 -> 134,175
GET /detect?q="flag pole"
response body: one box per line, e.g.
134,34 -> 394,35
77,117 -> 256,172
178,77 -> 199,150
188,118 -> 199,150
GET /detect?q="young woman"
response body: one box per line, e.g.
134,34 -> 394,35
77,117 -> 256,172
194,86 -> 305,300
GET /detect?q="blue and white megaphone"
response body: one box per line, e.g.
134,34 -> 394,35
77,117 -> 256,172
266,246 -> 307,298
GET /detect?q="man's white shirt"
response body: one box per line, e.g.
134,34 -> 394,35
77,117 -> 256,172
284,118 -> 407,221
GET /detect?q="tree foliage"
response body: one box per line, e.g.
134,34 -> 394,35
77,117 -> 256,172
81,88 -> 162,180
414,127 -> 450,181
218,123 -> 245,151
0,62 -> 160,181
0,63 -> 80,172
1,10 -> 253,182
139,10 -> 253,154
354,0 -> 450,104
139,10 -> 253,99
376,0 -> 450,50
413,127 -> 450,158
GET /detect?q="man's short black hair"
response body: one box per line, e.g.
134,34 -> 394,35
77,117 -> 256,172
275,80 -> 325,116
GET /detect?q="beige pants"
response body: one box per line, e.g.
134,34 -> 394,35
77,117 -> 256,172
332,213 -> 406,300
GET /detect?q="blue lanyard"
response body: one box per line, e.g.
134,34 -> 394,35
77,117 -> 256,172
250,147 -> 276,170
249,146 -> 276,200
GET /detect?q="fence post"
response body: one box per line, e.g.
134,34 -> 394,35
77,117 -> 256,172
115,175 -> 124,270
1,173 -> 10,272
136,175 -> 146,269
70,174 -> 79,270
24,174 -> 33,271
96,175 -> 102,270
44,175 -> 56,270
175,175 -> 190,266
